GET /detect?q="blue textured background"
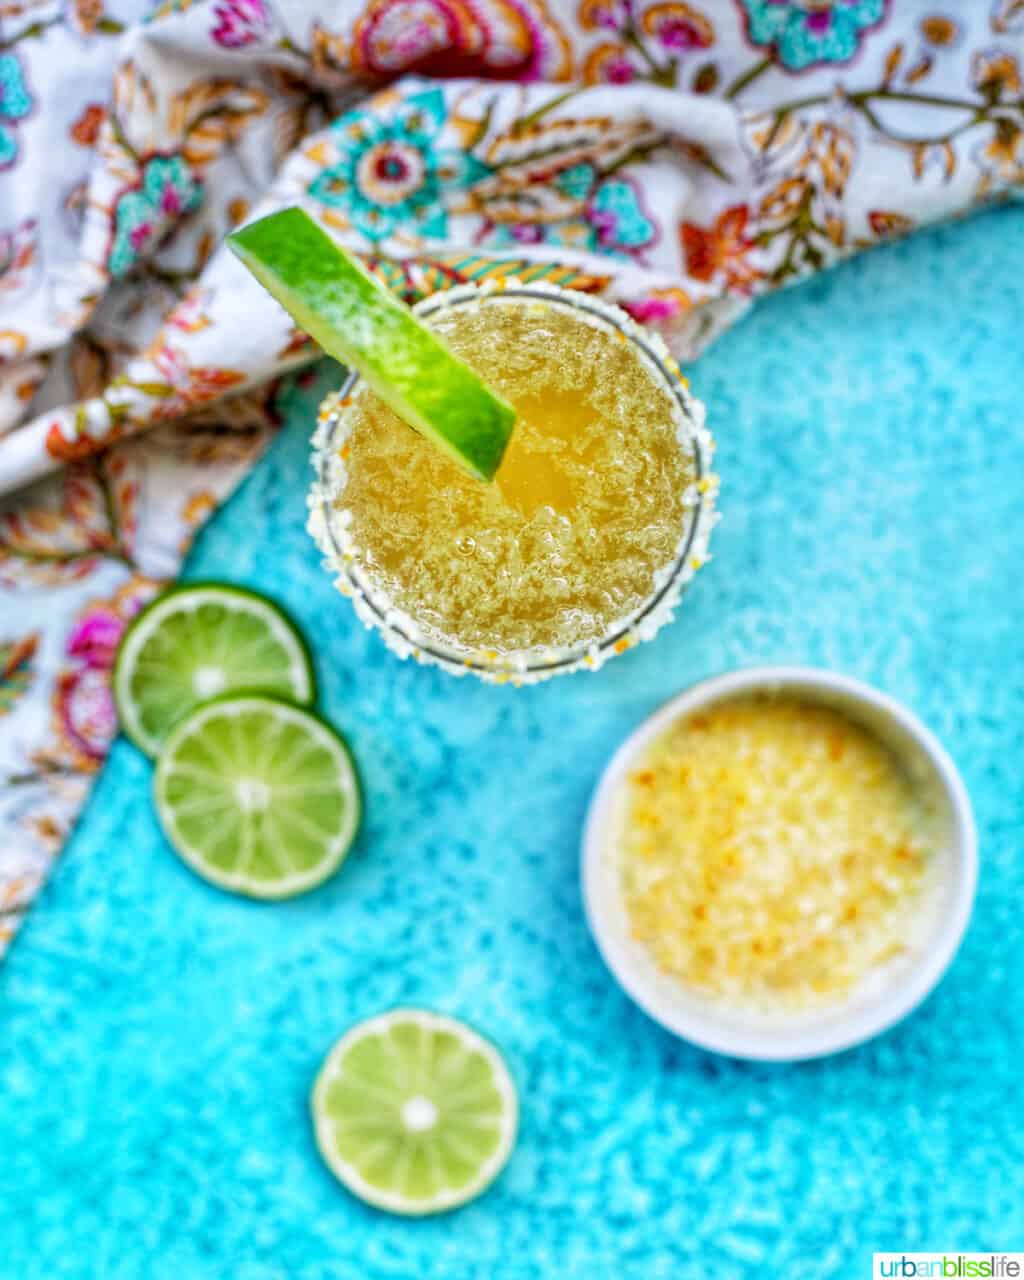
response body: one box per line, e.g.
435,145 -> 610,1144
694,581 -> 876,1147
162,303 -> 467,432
3,209 -> 1023,1278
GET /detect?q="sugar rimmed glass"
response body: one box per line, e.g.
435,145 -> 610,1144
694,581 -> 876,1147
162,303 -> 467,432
308,282 -> 717,684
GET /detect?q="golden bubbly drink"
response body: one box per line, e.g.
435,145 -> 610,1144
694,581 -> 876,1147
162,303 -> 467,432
310,283 -> 716,681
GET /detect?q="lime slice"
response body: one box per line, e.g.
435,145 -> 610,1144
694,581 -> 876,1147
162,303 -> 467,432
114,584 -> 315,757
227,208 -> 516,482
312,1009 -> 518,1216
154,695 -> 360,899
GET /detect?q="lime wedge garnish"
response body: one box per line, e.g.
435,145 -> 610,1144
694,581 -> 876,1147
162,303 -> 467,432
154,695 -> 360,899
312,1009 -> 518,1216
227,208 -> 516,482
114,584 -> 315,757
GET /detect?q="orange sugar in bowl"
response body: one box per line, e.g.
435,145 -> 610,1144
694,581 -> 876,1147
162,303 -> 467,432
583,668 -> 978,1061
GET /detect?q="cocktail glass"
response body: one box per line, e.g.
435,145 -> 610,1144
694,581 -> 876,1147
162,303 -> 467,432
308,281 -> 717,684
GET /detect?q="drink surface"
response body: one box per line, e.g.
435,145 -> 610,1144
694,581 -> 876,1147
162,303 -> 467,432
333,294 -> 696,654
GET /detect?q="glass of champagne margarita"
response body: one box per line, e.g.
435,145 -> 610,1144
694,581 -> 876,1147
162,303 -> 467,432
308,281 -> 717,683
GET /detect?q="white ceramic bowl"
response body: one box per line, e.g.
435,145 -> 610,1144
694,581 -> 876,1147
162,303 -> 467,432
582,667 -> 978,1061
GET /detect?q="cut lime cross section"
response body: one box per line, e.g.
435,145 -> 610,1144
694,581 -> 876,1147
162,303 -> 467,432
227,208 -> 516,481
312,1009 -> 518,1216
154,695 -> 360,899
114,584 -> 315,757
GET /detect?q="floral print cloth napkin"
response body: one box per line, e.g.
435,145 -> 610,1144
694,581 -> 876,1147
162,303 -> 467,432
1,0 -> 1022,958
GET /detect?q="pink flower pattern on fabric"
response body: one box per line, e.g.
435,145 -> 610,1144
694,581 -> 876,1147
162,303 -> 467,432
53,585 -> 150,767
211,0 -> 270,48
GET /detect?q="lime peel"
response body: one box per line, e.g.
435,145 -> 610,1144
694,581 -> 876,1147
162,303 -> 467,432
228,208 -> 516,482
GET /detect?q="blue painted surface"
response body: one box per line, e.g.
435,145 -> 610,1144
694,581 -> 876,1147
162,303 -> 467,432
2,209 -> 1023,1278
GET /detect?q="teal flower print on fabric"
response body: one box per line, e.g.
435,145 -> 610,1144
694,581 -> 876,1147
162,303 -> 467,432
488,165 -> 656,258
555,163 -> 596,202
738,0 -> 887,71
0,53 -> 33,170
589,179 -> 657,253
308,88 -> 490,244
108,154 -> 202,277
